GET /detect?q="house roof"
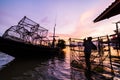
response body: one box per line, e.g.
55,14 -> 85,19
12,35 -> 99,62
94,0 -> 120,22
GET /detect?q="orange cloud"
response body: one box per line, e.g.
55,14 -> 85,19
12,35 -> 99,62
71,9 -> 97,38
71,1 -> 119,39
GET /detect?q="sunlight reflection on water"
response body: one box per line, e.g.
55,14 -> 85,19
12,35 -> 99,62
0,47 -> 71,80
0,52 -> 14,69
0,47 -> 120,80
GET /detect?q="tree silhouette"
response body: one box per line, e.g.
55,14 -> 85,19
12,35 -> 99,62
57,39 -> 66,49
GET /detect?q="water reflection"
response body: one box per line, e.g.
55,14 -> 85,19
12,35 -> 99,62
0,52 -> 14,70
1,47 -> 120,80
0,49 -> 71,80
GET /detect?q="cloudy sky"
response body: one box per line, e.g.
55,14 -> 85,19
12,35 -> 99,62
0,0 -> 119,39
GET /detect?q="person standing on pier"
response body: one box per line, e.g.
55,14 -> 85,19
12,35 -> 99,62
83,37 -> 97,80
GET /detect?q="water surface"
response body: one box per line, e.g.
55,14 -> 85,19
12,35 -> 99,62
0,47 -> 120,80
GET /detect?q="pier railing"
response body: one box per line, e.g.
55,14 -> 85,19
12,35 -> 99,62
70,35 -> 115,77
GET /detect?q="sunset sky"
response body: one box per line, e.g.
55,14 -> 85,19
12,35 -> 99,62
0,0 -> 119,39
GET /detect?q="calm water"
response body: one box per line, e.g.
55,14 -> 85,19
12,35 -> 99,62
0,47 -> 120,80
0,47 -> 73,80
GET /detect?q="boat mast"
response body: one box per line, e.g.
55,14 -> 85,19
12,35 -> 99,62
51,14 -> 59,48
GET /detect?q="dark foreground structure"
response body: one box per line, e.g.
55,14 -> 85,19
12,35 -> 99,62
94,0 -> 120,49
94,0 -> 120,22
0,16 -> 61,58
0,36 -> 60,58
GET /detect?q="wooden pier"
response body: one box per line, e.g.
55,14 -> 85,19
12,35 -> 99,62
69,35 -> 120,79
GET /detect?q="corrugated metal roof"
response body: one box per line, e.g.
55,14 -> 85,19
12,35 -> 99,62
94,0 -> 120,22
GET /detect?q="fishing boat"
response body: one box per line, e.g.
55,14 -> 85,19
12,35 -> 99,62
0,16 -> 61,58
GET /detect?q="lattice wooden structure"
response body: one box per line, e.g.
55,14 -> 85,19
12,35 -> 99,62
70,35 -> 115,78
3,16 -> 49,45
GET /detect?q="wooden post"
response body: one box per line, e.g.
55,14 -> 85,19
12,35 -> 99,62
98,37 -> 104,67
107,35 -> 115,75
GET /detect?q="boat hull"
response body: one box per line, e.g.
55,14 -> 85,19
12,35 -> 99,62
0,37 -> 60,58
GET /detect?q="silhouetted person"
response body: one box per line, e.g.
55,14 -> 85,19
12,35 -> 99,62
83,37 -> 96,80
69,38 -> 72,47
52,38 -> 56,48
